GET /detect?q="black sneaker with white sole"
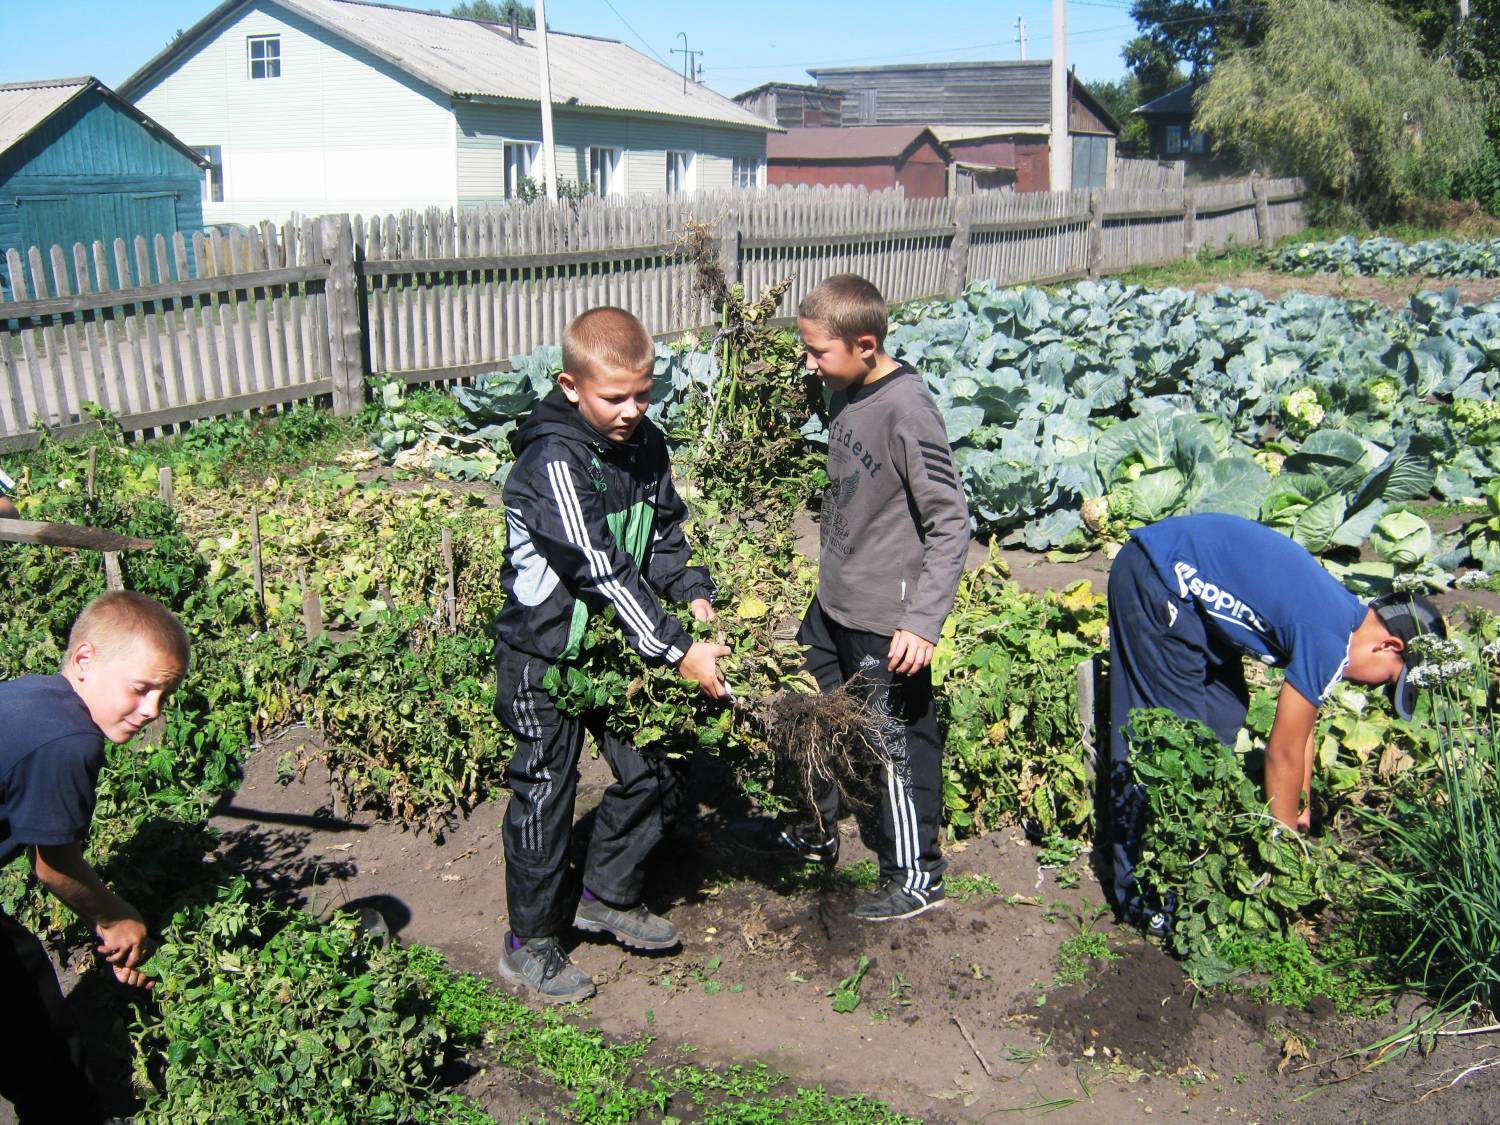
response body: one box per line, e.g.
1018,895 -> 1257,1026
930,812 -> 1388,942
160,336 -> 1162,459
725,817 -> 839,866
850,879 -> 945,921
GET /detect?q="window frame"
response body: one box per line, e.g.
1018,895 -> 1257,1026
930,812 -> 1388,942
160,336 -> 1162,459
1164,124 -> 1183,155
503,140 -> 540,198
248,35 -> 281,80
731,155 -> 764,190
589,146 -> 622,198
195,145 -> 224,203
665,150 -> 696,196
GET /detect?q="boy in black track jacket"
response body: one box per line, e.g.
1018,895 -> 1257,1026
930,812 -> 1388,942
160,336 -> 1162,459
493,306 -> 730,1003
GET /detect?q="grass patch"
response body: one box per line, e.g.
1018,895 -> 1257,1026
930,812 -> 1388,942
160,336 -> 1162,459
1210,932 -> 1394,1015
1053,924 -> 1119,986
1109,243 -> 1263,289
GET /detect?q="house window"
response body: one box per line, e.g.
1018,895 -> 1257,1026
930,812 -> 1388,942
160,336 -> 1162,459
195,145 -> 224,203
732,156 -> 763,190
589,146 -> 621,197
504,141 -> 539,197
666,150 -> 695,195
1189,130 -> 1209,155
248,35 -> 281,80
1165,125 -> 1183,155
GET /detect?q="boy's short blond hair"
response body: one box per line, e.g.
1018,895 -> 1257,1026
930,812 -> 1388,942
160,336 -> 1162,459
562,307 -> 655,382
66,591 -> 191,670
798,274 -> 888,348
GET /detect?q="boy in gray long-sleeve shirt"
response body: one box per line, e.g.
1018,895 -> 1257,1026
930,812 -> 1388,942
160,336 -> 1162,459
735,273 -> 969,921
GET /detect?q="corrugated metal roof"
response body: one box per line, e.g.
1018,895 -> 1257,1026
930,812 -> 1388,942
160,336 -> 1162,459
141,0 -> 771,132
768,125 -> 945,161
932,124 -> 1049,142
0,78 -> 92,160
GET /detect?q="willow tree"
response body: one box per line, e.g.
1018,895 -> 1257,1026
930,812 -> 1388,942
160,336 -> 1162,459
1195,0 -> 1482,217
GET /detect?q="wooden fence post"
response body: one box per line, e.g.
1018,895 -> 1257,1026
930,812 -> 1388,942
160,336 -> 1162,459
1086,189 -> 1106,279
718,209 -> 742,290
320,214 -> 365,416
1250,175 -> 1274,251
946,196 -> 973,298
1182,189 -> 1198,259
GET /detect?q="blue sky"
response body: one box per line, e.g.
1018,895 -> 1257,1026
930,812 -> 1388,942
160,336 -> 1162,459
1,0 -> 1143,95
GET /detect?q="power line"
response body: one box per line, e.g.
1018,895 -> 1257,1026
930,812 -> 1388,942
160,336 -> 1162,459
597,0 -> 668,66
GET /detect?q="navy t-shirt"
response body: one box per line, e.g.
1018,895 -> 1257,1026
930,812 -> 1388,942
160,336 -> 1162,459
1130,513 -> 1368,706
0,675 -> 106,869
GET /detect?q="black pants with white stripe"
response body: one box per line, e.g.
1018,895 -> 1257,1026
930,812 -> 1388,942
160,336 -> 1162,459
798,597 -> 946,897
495,642 -> 680,940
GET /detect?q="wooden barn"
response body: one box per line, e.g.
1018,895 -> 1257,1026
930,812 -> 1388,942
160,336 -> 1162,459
0,77 -> 206,280
805,62 -> 1119,190
732,82 -> 845,129
766,126 -> 952,198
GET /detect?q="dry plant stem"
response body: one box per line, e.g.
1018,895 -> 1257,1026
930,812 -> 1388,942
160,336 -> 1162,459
952,1014 -> 997,1079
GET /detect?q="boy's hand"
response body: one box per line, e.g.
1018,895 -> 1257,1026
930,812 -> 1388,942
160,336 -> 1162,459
689,598 -> 715,622
887,629 -> 934,675
96,915 -> 151,970
679,640 -> 731,699
111,963 -> 155,990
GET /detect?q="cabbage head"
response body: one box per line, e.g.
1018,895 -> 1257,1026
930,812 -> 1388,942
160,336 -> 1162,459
1370,511 -> 1433,567
1281,386 -> 1327,440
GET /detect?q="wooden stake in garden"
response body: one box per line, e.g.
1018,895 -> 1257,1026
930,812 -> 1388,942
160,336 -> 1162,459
441,526 -> 457,633
158,465 -> 173,506
250,507 -> 265,611
85,446 -> 97,500
299,566 -> 324,641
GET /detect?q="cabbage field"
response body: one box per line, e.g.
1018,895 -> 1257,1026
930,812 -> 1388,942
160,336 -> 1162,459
2,265 -> 1499,1121
1272,235 -> 1500,279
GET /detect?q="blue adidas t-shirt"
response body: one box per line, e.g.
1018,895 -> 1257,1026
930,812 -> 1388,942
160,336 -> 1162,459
1130,514 -> 1368,706
0,675 -> 106,869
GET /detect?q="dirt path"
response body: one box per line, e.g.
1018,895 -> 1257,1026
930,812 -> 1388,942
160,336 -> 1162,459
199,727 -> 1500,1124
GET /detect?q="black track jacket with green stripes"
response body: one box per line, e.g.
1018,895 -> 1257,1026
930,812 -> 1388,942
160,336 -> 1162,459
493,388 -> 714,668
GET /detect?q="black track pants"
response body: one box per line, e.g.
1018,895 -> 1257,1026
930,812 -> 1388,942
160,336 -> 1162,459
1106,539 -> 1249,927
0,909 -> 106,1125
495,643 -> 679,939
797,597 -> 946,895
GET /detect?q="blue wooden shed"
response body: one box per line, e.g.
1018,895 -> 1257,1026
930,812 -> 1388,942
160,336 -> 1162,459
0,77 -> 207,289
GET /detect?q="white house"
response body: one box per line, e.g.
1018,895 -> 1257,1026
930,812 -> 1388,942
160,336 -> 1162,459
118,0 -> 774,226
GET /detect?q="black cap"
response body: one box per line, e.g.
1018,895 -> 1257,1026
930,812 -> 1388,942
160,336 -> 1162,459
1370,592 -> 1447,720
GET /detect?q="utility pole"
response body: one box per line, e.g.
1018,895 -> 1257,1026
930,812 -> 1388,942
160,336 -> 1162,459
671,32 -> 702,94
534,0 -> 558,202
1016,16 -> 1027,60
1049,0 -> 1071,191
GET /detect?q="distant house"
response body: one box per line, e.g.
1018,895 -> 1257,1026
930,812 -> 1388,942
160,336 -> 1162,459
1135,81 -> 1210,163
805,62 -> 1120,190
117,0 -> 775,225
733,82 -> 845,129
0,77 -> 206,272
767,126 -> 958,198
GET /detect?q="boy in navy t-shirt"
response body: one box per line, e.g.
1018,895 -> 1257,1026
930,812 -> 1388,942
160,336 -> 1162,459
1106,513 -> 1442,934
1,591 -> 189,1123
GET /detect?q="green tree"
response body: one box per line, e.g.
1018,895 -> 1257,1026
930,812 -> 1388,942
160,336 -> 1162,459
1085,77 -> 1152,154
1126,0 -> 1264,75
1195,0 -> 1482,217
450,0 -> 535,27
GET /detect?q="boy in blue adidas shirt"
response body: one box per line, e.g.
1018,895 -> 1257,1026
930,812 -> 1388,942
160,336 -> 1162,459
1106,512 -> 1442,933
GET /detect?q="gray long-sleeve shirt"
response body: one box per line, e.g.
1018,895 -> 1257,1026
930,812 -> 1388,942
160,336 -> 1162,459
817,362 -> 970,641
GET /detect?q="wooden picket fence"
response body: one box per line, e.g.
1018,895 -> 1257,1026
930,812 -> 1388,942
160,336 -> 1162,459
0,177 -> 1305,452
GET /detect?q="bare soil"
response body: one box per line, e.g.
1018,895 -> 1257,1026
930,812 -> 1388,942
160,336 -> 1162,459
160,728 -> 1497,1123
1187,268 -> 1500,309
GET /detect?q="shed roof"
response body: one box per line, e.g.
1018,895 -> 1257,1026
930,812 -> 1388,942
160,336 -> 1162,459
0,76 -> 208,165
932,124 -> 1049,142
1135,80 -> 1206,117
120,0 -> 773,133
768,125 -> 948,162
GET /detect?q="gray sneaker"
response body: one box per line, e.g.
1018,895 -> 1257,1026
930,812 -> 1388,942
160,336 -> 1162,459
497,932 -> 596,1003
573,897 -> 679,950
851,878 -> 946,921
